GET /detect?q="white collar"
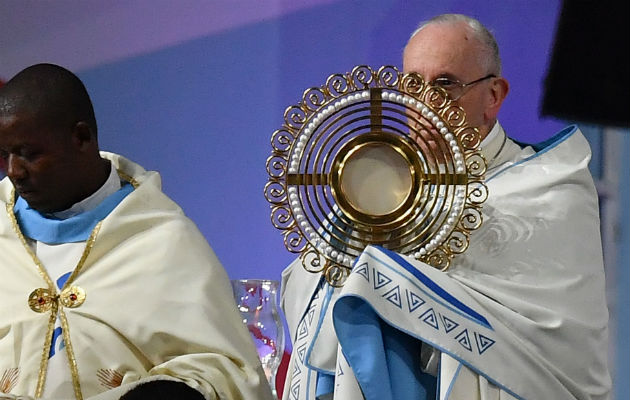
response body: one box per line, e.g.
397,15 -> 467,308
479,122 -> 507,168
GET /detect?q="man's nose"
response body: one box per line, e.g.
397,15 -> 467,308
7,154 -> 27,180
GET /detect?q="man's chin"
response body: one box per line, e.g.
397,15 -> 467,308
18,192 -> 53,213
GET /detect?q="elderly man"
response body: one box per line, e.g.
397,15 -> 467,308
279,14 -> 611,400
0,64 -> 274,400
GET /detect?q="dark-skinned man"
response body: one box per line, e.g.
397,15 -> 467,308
0,64 -> 273,400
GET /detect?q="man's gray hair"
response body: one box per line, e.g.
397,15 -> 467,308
409,14 -> 502,76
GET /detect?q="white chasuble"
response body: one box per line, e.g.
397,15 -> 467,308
280,125 -> 611,400
0,152 -> 273,400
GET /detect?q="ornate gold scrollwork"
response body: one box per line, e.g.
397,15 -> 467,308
265,65 -> 488,286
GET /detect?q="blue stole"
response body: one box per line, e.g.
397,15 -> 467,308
332,295 -> 437,400
13,183 -> 134,244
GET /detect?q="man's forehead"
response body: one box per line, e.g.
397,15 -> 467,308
403,23 -> 484,77
0,93 -> 47,123
0,108 -> 43,133
411,21 -> 477,45
0,96 -> 19,115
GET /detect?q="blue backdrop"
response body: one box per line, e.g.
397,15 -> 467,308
2,1 -> 627,397
78,0 -> 564,280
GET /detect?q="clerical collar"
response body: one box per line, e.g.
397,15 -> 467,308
49,161 -> 122,220
14,183 -> 134,244
479,122 -> 506,168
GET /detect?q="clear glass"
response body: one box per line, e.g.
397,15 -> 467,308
231,279 -> 285,397
430,74 -> 496,100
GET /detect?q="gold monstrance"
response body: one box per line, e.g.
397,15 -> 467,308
265,66 -> 488,286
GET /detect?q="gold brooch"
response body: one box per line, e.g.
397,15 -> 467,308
28,288 -> 55,313
60,286 -> 86,308
28,286 -> 86,312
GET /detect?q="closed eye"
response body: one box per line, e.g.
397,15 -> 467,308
19,148 -> 41,161
433,78 -> 458,88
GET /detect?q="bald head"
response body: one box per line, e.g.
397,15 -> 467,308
407,14 -> 501,77
0,63 -> 97,140
403,14 -> 509,137
0,64 -> 109,213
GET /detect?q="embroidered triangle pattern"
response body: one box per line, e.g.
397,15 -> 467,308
336,362 -> 344,377
296,344 -> 307,364
297,320 -> 309,341
455,329 -> 472,352
290,380 -> 301,400
373,270 -> 392,290
475,332 -> 496,355
383,286 -> 402,309
291,361 -> 302,379
307,308 -> 316,325
354,262 -> 370,282
440,314 -> 459,334
405,289 -> 425,313
420,308 -> 439,330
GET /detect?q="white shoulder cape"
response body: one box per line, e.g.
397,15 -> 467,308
0,152 -> 274,400
280,126 -> 611,400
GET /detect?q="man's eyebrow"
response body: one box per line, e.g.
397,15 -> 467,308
433,72 -> 459,80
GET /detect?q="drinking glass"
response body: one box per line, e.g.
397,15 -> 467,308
231,279 -> 285,397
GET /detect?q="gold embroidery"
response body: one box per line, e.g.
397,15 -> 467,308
58,222 -> 101,294
58,309 -> 82,400
117,169 -> 139,188
7,198 -> 56,398
38,304 -> 59,399
96,369 -> 123,389
6,201 -> 55,289
0,368 -> 19,393
8,189 -> 103,400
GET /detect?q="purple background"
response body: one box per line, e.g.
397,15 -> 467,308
2,2 -> 627,398
0,1 -> 566,280
8,0 -> 565,281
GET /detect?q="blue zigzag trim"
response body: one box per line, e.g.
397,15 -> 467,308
420,308 -> 439,330
405,289 -> 425,313
383,286 -> 402,309
474,332 -> 496,354
290,380 -> 301,400
440,314 -> 460,334
378,247 -> 492,329
455,329 -> 473,352
297,344 -> 307,363
354,262 -> 370,282
373,270 -> 392,289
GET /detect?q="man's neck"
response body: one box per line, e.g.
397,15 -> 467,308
49,159 -> 122,219
478,119 -> 497,141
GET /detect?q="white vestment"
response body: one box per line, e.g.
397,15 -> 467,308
280,124 -> 611,400
0,152 -> 274,400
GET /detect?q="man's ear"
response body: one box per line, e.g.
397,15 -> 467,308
71,121 -> 96,151
484,77 -> 509,121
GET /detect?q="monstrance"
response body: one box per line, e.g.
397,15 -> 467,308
265,65 -> 488,286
